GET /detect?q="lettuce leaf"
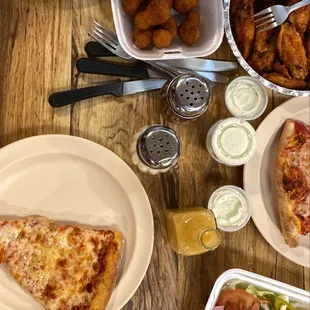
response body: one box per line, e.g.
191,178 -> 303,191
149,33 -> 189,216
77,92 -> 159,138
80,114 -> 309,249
274,297 -> 295,310
224,282 -> 297,310
244,285 -> 295,310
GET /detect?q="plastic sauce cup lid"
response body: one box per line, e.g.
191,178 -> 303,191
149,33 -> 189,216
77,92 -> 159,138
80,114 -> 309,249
211,118 -> 257,166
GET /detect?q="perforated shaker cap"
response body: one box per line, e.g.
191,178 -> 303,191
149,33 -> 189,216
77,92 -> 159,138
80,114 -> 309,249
167,74 -> 212,119
137,125 -> 181,169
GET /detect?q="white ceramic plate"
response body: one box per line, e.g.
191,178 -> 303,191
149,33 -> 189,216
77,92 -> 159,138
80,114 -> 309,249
0,135 -> 154,310
244,97 -> 310,267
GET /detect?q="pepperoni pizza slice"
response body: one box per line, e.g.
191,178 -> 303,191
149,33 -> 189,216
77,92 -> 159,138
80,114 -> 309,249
275,119 -> 310,248
0,216 -> 123,310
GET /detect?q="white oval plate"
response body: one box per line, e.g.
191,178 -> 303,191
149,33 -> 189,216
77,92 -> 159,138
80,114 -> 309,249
244,97 -> 310,267
0,135 -> 154,310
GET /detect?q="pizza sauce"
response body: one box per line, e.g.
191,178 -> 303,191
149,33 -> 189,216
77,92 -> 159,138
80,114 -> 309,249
282,120 -> 310,235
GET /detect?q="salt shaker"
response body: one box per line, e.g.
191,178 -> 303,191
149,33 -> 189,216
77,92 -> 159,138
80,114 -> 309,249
130,125 -> 181,175
160,73 -> 213,123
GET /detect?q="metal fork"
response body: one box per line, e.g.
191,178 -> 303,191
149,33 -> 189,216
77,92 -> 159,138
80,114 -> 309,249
88,21 -> 132,60
88,22 -> 178,76
88,21 -> 229,83
254,0 -> 309,32
88,21 -> 203,78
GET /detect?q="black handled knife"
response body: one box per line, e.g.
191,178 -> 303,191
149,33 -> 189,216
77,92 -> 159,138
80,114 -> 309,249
49,79 -> 166,108
85,42 -> 115,57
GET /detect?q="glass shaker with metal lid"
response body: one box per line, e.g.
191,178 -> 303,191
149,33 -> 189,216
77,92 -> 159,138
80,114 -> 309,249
130,125 -> 181,175
160,73 -> 213,123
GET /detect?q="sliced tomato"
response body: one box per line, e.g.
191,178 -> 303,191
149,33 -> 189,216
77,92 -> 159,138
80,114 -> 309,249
251,300 -> 259,310
216,289 -> 257,310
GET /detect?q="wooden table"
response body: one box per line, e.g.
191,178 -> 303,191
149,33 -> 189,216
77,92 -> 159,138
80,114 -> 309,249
0,1 -> 309,309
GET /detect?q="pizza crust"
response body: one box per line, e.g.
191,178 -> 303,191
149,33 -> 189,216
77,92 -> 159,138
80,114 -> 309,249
90,231 -> 124,310
275,120 -> 301,248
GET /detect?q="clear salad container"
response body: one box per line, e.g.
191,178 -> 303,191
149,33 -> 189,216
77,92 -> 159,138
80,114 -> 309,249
205,269 -> 310,310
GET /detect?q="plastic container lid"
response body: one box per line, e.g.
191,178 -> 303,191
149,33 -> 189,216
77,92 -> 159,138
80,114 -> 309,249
208,118 -> 257,166
208,185 -> 252,232
111,0 -> 224,60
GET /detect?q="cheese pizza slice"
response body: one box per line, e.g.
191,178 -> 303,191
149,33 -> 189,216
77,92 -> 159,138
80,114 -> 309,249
275,119 -> 310,247
0,216 -> 123,310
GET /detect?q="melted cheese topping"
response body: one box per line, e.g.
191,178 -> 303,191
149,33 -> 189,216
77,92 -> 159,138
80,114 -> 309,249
282,121 -> 310,234
0,217 -> 116,310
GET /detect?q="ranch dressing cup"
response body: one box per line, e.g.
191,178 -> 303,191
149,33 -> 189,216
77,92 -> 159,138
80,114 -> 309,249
225,76 -> 268,120
208,185 -> 252,232
206,118 -> 256,167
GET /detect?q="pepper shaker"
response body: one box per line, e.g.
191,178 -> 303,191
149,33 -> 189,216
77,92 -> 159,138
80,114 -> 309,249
160,73 -> 213,123
130,125 -> 181,175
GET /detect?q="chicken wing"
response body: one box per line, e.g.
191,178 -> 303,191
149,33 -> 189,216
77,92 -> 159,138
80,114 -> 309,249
305,23 -> 310,65
305,34 -> 310,81
273,61 -> 291,78
253,30 -> 273,53
231,0 -> 246,15
248,35 -> 277,72
263,72 -> 307,89
288,0 -> 310,35
277,24 -> 308,80
232,0 -> 255,59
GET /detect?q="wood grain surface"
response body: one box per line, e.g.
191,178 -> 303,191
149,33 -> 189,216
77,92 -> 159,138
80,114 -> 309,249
0,1 -> 309,310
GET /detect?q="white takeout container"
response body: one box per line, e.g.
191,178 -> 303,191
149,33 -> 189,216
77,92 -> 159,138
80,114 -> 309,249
205,269 -> 310,310
111,0 -> 224,60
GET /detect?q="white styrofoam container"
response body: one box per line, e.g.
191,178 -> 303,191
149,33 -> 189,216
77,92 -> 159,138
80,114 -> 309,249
111,0 -> 224,60
205,269 -> 310,310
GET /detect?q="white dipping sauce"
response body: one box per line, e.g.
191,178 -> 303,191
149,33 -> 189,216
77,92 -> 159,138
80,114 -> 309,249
208,186 -> 251,231
225,77 -> 267,120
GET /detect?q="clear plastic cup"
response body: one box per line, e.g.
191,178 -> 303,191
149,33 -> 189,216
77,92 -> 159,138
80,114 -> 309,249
208,185 -> 252,232
224,76 -> 268,121
206,118 -> 256,167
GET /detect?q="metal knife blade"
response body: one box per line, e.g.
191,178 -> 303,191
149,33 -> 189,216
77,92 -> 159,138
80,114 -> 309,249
76,58 -> 229,84
146,67 -> 229,84
160,59 -> 238,72
49,79 -> 166,108
85,42 -> 238,72
123,79 -> 166,95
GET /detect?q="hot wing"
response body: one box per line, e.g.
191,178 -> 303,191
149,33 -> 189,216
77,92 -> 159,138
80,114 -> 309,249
231,0 -> 255,59
288,0 -> 310,35
277,24 -> 308,80
263,73 -> 307,89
